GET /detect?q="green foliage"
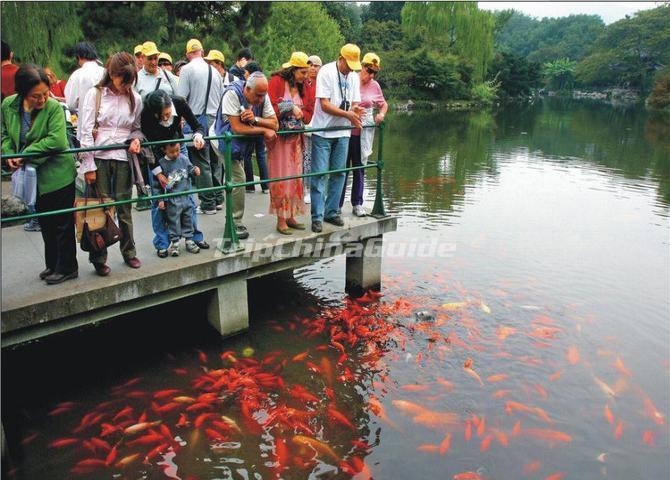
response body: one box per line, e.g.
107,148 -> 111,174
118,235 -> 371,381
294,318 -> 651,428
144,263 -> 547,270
320,2 -> 362,43
576,5 -> 670,91
496,12 -> 605,63
359,20 -> 404,53
401,2 -> 495,83
361,2 -> 405,24
646,71 -> 670,111
543,58 -> 576,90
251,2 -> 343,73
1,1 -> 83,78
487,52 -> 541,97
470,80 -> 500,105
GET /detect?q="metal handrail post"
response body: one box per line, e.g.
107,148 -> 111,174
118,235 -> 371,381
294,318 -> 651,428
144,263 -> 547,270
371,122 -> 388,218
219,133 -> 241,253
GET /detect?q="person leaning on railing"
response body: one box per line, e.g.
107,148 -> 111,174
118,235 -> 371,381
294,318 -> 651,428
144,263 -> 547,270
78,52 -> 143,276
1,64 -> 79,284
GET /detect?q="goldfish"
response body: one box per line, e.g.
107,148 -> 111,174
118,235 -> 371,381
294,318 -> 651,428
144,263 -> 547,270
496,326 -> 517,341
642,394 -> 665,425
291,435 -> 340,462
487,374 -> 508,383
392,399 -> 430,417
439,433 -> 452,455
464,420 -> 472,441
476,416 -> 486,437
328,407 -> 355,430
442,302 -> 467,310
401,384 -> 430,392
566,345 -> 580,365
480,303 -> 491,314
493,389 -> 512,398
524,428 -> 572,444
105,445 -> 118,466
512,420 -> 522,436
523,460 -> 542,474
593,376 -> 617,397
480,433 -> 494,451
413,411 -> 459,429
123,420 -> 161,436
613,357 -> 632,377
417,444 -> 439,453
115,453 -> 140,469
549,370 -> 564,381
642,430 -> 655,446
49,438 -> 79,448
436,377 -> 454,391
463,358 -> 484,386
614,420 -> 623,439
603,404 -> 614,424
292,351 -> 309,362
219,416 -> 243,434
493,429 -> 509,447
545,473 -> 565,480
453,471 -> 484,480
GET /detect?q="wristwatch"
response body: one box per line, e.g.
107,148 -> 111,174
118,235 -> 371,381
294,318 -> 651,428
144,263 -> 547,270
253,116 -> 260,126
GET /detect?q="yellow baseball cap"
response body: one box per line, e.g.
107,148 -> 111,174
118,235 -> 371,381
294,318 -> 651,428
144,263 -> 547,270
362,52 -> 381,71
185,38 -> 203,54
134,44 -> 143,56
282,51 -> 309,69
158,52 -> 173,64
204,50 -> 225,64
141,41 -> 160,57
340,43 -> 362,71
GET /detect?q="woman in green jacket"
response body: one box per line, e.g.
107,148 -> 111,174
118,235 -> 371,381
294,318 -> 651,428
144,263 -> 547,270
2,64 -> 78,284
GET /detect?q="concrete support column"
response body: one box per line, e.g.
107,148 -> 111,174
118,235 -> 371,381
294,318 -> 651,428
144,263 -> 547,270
207,276 -> 249,337
346,235 -> 383,294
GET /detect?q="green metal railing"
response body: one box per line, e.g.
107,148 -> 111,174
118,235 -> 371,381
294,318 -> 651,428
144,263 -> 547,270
1,124 -> 388,253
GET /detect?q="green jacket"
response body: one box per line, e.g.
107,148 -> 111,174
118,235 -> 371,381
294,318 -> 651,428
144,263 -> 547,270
2,94 -> 76,196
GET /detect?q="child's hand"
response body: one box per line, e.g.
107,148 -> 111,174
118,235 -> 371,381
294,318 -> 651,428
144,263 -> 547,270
194,166 -> 201,176
158,201 -> 165,210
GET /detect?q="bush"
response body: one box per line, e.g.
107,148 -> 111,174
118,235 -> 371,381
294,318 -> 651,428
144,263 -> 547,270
646,72 -> 670,110
470,80 -> 500,105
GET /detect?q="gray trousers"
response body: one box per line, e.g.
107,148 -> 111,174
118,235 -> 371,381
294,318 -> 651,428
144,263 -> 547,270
165,199 -> 194,241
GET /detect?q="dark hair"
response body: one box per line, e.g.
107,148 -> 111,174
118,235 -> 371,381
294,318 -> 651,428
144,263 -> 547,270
173,60 -> 187,75
97,52 -> 137,111
71,42 -> 98,61
15,64 -> 50,98
145,89 -> 172,117
271,66 -> 305,98
236,48 -> 253,61
1,40 -> 11,62
243,61 -> 262,75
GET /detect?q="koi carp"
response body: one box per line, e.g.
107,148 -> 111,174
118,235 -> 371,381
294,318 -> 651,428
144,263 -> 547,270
453,471 -> 484,480
124,420 -> 161,436
566,345 -> 580,365
463,358 -> 484,386
291,435 -> 340,462
523,461 -> 542,474
487,374 -> 508,383
603,404 -> 614,424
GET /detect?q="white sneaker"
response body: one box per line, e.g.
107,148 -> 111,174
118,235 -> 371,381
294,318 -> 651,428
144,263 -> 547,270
304,193 -> 311,204
185,239 -> 200,254
168,240 -> 180,257
195,206 -> 217,215
353,205 -> 367,217
216,204 -> 223,211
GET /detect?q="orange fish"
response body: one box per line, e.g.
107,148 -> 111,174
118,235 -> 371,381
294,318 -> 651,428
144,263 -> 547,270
368,395 -> 400,430
523,460 -> 542,474
487,374 -> 508,383
328,407 -> 355,430
614,420 -> 623,439
480,433 -> 494,452
417,444 -> 440,453
603,404 -> 614,424
545,473 -> 565,480
613,357 -> 632,377
476,416 -> 487,437
566,345 -> 580,365
642,430 -> 655,446
436,377 -> 454,392
439,433 -> 452,455
401,384 -> 430,392
642,394 -> 665,425
496,326 -> 517,341
524,428 -> 572,444
453,472 -> 483,480
413,411 -> 459,430
392,399 -> 430,417
533,384 -> 548,400
115,453 -> 140,469
549,370 -> 564,382
493,429 -> 509,447
493,389 -> 512,398
463,358 -> 484,387
593,376 -> 617,397
464,420 -> 472,441
49,438 -> 79,448
292,351 -> 309,362
512,420 -> 522,436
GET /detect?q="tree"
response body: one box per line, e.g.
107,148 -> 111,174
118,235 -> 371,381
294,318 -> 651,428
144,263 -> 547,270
543,58 -> 576,90
361,1 -> 405,24
1,1 -> 83,77
401,2 -> 495,82
321,2 -> 362,43
488,52 -> 541,97
251,2 -> 343,73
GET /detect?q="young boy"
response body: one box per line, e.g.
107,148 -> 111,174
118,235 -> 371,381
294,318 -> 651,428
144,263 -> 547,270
158,142 -> 201,256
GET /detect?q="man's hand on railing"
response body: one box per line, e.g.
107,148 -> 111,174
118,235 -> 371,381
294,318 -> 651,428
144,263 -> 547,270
156,173 -> 169,189
193,133 -> 205,150
7,158 -> 23,169
84,171 -> 96,184
128,138 -> 141,154
347,111 -> 362,129
263,129 -> 277,142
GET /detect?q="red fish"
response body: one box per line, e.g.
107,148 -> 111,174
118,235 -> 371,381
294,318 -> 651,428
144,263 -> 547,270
524,428 -> 572,444
493,389 -> 511,398
464,420 -> 472,441
642,430 -> 655,446
439,433 -> 452,455
549,370 -> 564,382
523,460 -> 542,474
603,404 -> 614,424
453,471 -> 483,480
512,420 -> 521,436
417,444 -> 439,453
463,358 -> 484,386
487,374 -> 508,383
480,433 -> 494,452
566,345 -> 580,365
115,453 -> 140,469
436,377 -> 454,392
49,438 -> 79,448
545,473 -> 565,480
614,420 -> 623,439
613,357 -> 632,377
292,351 -> 309,362
328,407 -> 355,430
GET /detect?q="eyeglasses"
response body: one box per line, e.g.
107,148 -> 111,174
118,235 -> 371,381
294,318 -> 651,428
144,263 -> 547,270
158,62 -> 171,67
365,67 -> 378,75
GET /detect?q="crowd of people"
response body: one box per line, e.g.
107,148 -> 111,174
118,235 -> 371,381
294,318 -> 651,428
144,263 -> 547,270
1,37 -> 388,285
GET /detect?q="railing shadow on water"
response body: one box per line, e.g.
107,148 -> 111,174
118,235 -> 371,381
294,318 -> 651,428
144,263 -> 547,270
1,124 -> 388,253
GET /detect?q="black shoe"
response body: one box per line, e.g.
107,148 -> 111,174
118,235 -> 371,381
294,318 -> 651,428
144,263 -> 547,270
45,270 -> 78,285
235,225 -> 249,240
324,215 -> 344,227
311,221 -> 323,233
39,268 -> 54,280
194,240 -> 210,250
157,249 -> 168,258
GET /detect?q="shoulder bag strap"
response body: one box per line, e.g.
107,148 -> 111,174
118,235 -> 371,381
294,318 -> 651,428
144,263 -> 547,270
92,87 -> 102,139
201,65 -> 213,116
154,77 -> 162,91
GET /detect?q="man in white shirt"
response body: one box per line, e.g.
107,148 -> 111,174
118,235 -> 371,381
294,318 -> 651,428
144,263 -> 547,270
309,44 -> 363,233
204,49 -> 239,87
64,42 -> 104,117
134,41 -> 179,99
217,72 -> 277,238
175,39 -> 223,214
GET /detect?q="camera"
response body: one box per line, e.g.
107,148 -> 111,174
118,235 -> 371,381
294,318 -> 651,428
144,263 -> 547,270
339,100 -> 351,111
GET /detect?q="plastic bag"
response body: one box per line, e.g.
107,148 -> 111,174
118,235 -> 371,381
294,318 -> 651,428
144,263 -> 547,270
11,164 -> 37,207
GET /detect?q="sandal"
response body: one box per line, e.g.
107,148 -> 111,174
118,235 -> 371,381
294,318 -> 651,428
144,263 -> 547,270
276,224 -> 293,235
286,219 -> 306,230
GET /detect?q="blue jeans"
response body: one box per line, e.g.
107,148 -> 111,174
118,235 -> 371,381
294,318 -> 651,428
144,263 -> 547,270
244,138 -> 269,191
149,168 -> 204,250
310,135 -> 350,222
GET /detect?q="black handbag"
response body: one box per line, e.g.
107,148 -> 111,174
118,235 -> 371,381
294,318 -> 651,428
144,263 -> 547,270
79,185 -> 123,253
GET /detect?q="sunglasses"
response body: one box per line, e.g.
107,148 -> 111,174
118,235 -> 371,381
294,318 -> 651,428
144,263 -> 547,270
365,67 -> 378,75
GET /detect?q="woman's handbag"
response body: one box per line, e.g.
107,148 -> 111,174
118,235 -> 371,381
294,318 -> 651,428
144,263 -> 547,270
80,209 -> 122,253
74,184 -> 121,251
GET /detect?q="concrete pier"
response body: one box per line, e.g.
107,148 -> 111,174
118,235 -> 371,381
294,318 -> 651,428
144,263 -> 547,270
1,189 -> 396,348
